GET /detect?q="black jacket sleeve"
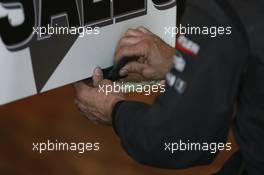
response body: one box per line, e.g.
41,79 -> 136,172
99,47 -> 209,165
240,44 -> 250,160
112,0 -> 248,169
230,0 -> 264,174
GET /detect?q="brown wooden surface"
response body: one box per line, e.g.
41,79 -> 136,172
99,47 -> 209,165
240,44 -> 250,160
0,85 -> 238,175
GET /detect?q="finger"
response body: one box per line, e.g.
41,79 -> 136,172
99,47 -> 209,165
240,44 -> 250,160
93,67 -> 104,87
86,114 -> 100,122
75,99 -> 101,122
137,26 -> 151,34
118,36 -> 142,48
77,101 -> 88,112
74,81 -> 89,91
120,62 -> 146,76
142,68 -> 156,79
115,43 -> 148,63
75,98 -> 88,112
115,37 -> 142,62
99,79 -> 113,86
125,28 -> 143,37
83,112 -> 101,125
74,82 -> 93,102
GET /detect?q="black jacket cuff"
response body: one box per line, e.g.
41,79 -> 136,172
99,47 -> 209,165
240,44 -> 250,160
112,100 -> 125,136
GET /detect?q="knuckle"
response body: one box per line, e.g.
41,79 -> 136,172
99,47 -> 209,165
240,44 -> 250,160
126,29 -> 134,35
115,47 -> 123,58
120,37 -> 127,45
127,28 -> 133,33
139,26 -> 147,32
145,34 -> 154,41
101,79 -> 112,85
77,90 -> 87,100
140,41 -> 150,50
115,48 -> 120,55
117,37 -> 125,46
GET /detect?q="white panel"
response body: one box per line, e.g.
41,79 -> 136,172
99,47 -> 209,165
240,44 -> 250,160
42,1 -> 176,91
0,0 -> 176,104
0,41 -> 37,105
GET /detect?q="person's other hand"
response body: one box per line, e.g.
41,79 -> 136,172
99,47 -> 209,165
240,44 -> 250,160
74,68 -> 126,125
115,27 -> 176,80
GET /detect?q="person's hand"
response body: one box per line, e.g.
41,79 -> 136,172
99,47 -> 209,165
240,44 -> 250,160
74,68 -> 126,125
115,27 -> 176,80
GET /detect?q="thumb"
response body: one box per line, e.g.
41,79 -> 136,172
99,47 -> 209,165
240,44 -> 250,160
74,81 -> 92,101
74,81 -> 89,91
120,62 -> 146,76
93,67 -> 104,87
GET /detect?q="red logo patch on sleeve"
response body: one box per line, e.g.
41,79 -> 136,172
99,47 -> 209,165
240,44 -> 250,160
176,35 -> 200,56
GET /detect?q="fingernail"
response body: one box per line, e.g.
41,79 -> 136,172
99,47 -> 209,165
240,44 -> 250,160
120,69 -> 128,76
94,67 -> 102,76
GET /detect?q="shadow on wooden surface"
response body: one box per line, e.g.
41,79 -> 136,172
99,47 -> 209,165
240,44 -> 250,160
0,85 -> 238,175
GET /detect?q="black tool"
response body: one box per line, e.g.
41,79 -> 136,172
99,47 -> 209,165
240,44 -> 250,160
104,57 -> 136,81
